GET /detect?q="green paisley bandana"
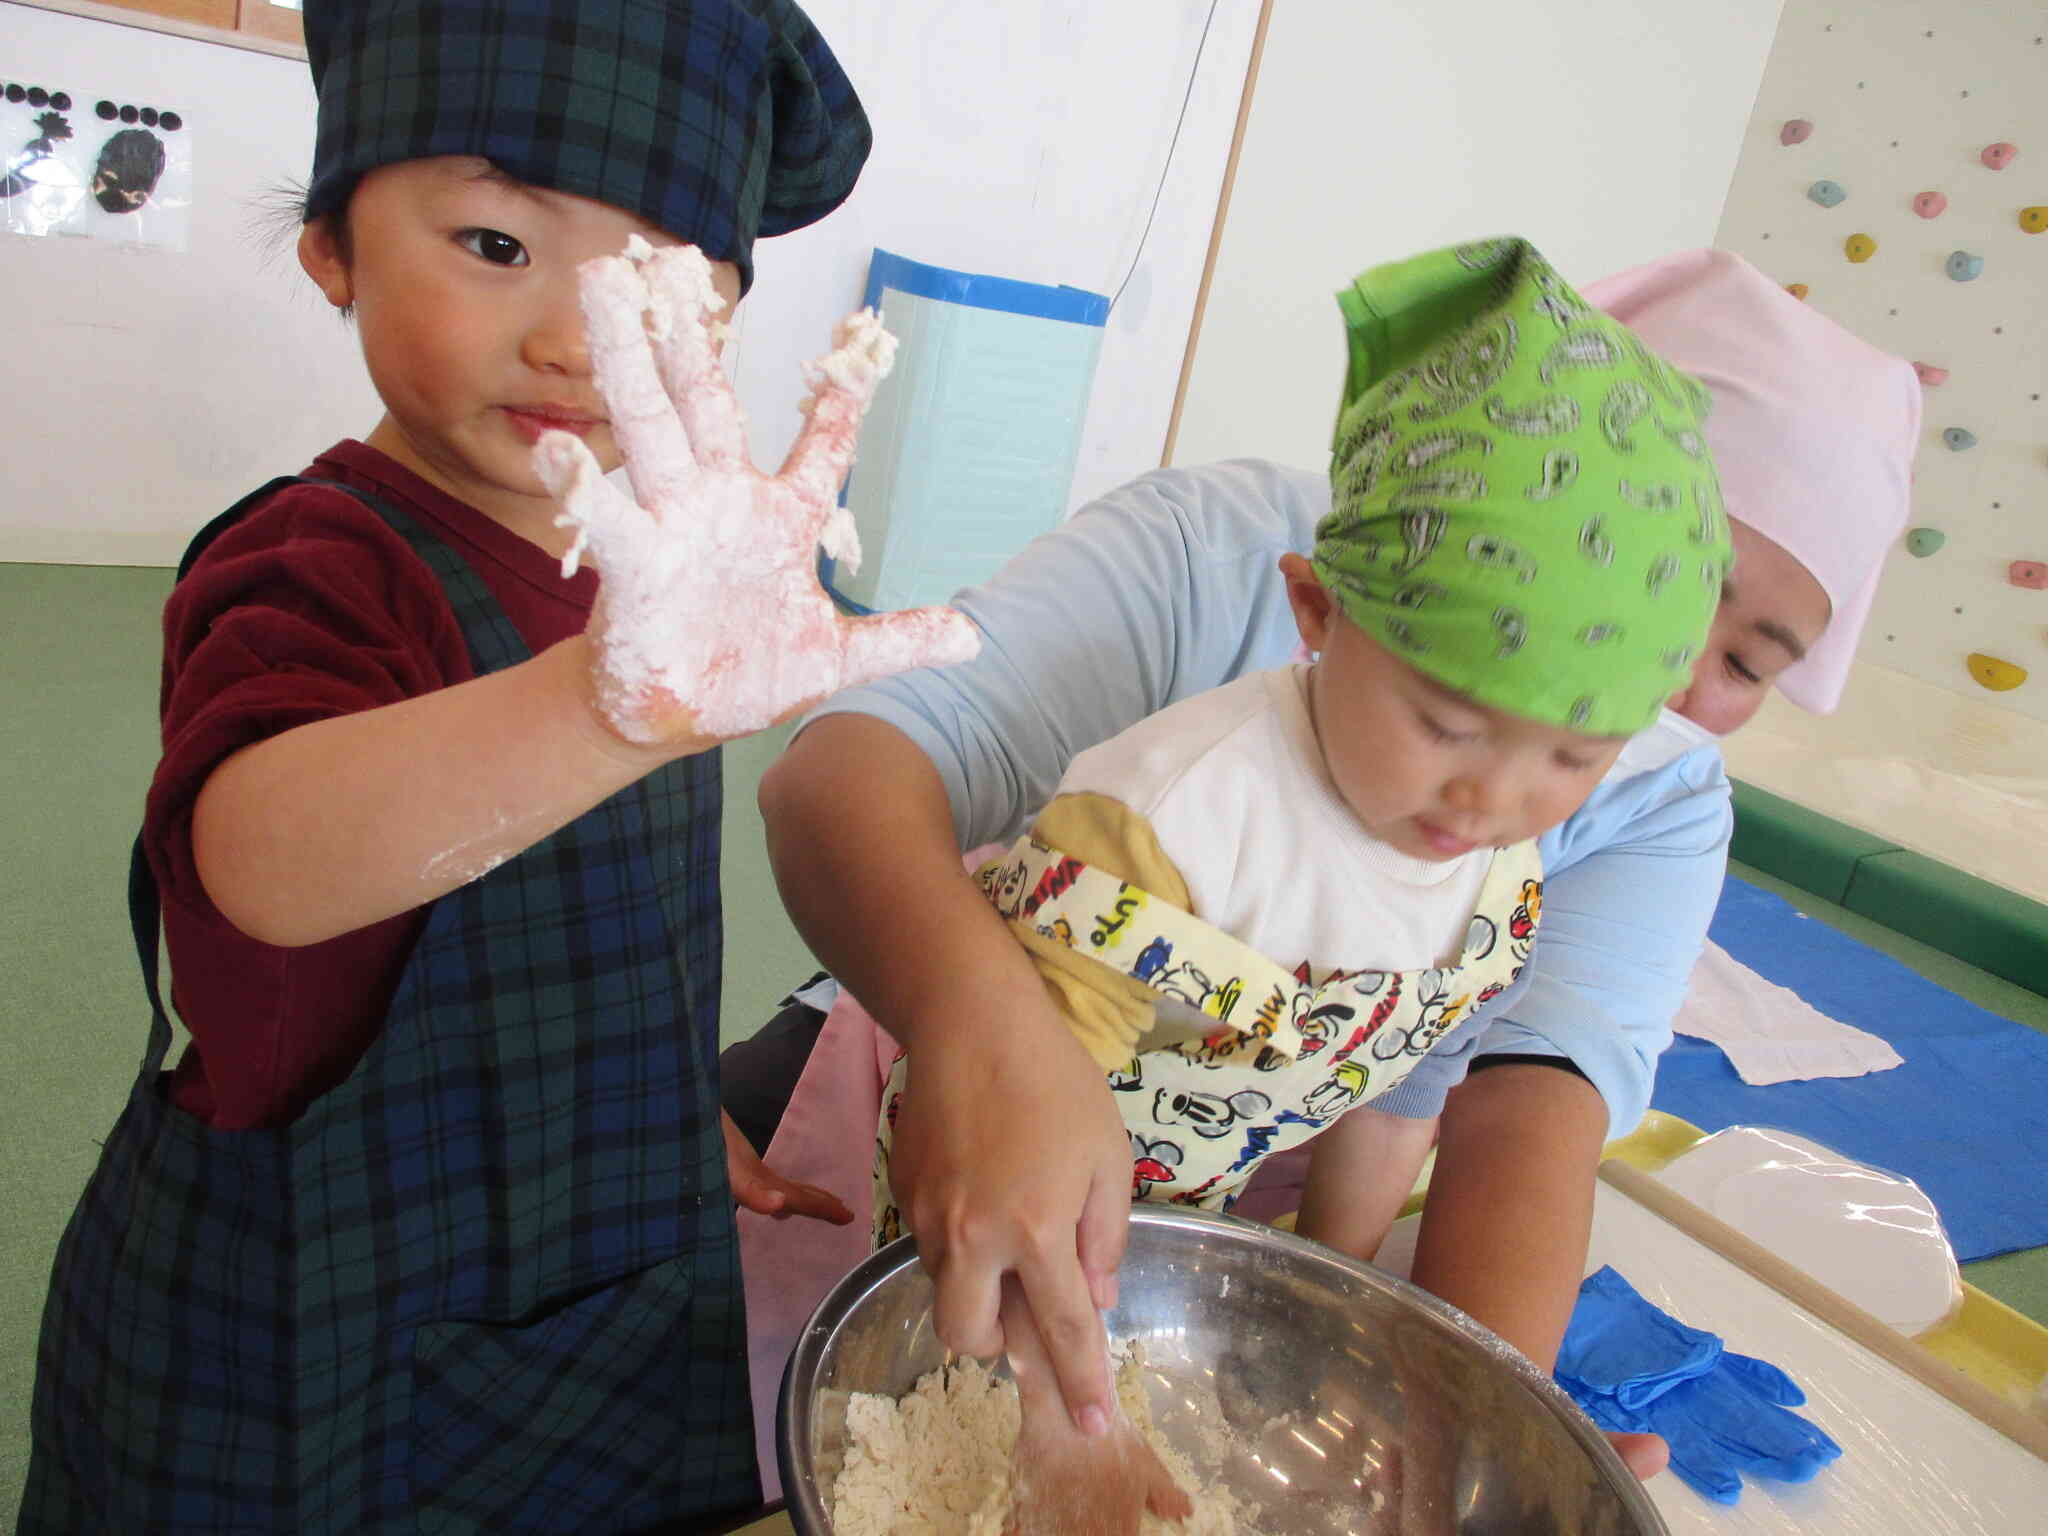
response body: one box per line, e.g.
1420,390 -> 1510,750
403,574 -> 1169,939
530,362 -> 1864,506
1312,237 -> 1731,735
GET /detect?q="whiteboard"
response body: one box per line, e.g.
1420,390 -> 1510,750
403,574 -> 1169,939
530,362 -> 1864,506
0,0 -> 1262,566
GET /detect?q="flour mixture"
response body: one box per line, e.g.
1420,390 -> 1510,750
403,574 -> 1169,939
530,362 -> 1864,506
830,1349 -> 1254,1535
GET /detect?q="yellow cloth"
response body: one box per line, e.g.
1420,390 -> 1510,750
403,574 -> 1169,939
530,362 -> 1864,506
1010,792 -> 1192,1071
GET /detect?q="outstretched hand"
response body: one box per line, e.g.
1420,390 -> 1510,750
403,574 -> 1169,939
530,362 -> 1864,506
535,236 -> 980,748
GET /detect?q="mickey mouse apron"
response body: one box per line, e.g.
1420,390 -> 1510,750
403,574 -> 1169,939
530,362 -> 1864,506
873,833 -> 1542,1235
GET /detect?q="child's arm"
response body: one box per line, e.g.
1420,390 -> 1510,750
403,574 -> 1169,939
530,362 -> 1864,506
1292,1104 -> 1438,1263
195,242 -> 976,949
1409,1062 -> 1608,1370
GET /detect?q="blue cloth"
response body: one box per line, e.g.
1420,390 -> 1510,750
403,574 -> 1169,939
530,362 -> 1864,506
1653,873 -> 2048,1263
1558,1267 -> 1842,1506
808,459 -> 1733,1134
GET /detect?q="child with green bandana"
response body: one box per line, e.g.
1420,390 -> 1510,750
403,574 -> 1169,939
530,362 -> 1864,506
876,235 -> 1729,1248
860,243 -> 1731,1510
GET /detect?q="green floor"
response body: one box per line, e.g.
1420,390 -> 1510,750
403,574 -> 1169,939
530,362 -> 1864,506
4,561 -> 2045,1515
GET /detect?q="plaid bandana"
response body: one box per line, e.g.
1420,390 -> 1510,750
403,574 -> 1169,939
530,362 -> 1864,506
302,0 -> 869,294
1313,238 -> 1731,736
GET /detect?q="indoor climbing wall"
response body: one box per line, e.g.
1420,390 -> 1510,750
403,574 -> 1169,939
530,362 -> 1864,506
1715,0 -> 2048,721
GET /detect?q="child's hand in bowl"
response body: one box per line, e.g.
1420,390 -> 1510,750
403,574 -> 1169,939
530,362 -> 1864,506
536,237 -> 979,750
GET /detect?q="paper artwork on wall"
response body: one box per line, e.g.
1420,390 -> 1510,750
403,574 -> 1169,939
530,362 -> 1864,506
2,79 -> 192,250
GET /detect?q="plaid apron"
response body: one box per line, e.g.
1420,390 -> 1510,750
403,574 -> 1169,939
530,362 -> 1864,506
20,480 -> 756,1534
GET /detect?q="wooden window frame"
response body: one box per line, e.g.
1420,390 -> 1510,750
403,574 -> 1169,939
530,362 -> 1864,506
15,0 -> 307,61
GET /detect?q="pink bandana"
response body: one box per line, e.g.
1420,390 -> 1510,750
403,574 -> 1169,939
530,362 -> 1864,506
1586,250 -> 1921,714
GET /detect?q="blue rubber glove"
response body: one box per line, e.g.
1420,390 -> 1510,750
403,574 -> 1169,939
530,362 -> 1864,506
1640,1350 -> 1843,1505
1556,1265 -> 1723,1409
1556,1267 -> 1843,1506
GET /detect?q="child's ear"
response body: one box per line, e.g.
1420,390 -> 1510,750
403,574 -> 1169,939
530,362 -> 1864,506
1278,552 -> 1335,653
297,217 -> 354,311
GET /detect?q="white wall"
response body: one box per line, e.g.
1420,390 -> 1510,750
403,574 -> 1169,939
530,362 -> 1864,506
0,0 -> 1261,565
1171,0 -> 1788,472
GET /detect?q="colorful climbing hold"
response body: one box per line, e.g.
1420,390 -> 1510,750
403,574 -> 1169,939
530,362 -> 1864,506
2021,206 -> 2048,234
1942,427 -> 1977,451
1913,361 -> 1950,387
1981,142 -> 2018,170
1785,282 -> 1810,300
2009,561 -> 2048,591
1912,190 -> 1948,218
1966,653 -> 2027,692
1905,528 -> 1947,557
1844,232 -> 1877,262
1945,250 -> 1984,281
1780,119 -> 1814,146
1809,179 -> 1848,207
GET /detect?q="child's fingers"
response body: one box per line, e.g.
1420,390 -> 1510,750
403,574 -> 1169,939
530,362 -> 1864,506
641,243 -> 750,472
578,247 -> 698,513
776,307 -> 896,512
1010,1251 -> 1117,1435
833,606 -> 982,696
534,430 -> 639,577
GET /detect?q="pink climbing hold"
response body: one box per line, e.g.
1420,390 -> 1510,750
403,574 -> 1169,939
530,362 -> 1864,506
1913,362 -> 1950,387
2010,561 -> 2048,591
1780,118 -> 1814,146
1981,141 -> 2018,170
1912,190 -> 1948,218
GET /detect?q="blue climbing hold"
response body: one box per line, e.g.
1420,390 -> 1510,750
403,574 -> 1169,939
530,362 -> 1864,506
1942,427 -> 1977,452
1946,250 -> 1985,281
1807,180 -> 1847,208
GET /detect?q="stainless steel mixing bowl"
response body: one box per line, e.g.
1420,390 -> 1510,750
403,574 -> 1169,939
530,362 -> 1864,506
779,1206 -> 1667,1533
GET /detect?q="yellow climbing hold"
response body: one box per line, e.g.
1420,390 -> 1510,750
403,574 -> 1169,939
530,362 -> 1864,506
1966,653 -> 2028,692
2021,206 -> 2048,234
1845,233 -> 1877,263
1786,282 -> 1810,300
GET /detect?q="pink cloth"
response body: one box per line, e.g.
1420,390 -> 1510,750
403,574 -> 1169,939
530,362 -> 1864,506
1586,250 -> 1922,714
738,986 -> 899,1500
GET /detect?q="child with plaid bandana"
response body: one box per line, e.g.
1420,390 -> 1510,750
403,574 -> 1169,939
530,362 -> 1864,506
19,3 -> 977,1531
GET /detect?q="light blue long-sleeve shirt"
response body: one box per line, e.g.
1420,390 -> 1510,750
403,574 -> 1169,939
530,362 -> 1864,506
810,459 -> 1732,1134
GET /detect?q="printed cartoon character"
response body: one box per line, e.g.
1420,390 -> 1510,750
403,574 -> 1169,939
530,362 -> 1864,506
1300,1059 -> 1373,1121
980,854 -> 1029,913
1325,971 -> 1402,1064
1408,969 -> 1471,1050
1107,1058 -> 1145,1094
1293,997 -> 1358,1060
1463,912 -> 1498,961
1130,1133 -> 1184,1198
1035,915 -> 1076,948
1132,933 -> 1173,982
1156,961 -> 1222,1014
1152,1085 -> 1272,1140
1510,877 -> 1543,950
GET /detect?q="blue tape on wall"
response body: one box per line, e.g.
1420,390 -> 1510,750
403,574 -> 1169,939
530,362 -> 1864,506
821,249 -> 1110,615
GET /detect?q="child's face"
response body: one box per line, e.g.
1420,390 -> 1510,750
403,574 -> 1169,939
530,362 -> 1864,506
1667,518 -> 1833,735
298,156 -> 743,545
1280,555 -> 1628,861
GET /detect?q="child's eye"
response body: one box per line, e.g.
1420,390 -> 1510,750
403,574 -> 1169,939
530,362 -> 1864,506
1420,714 -> 1474,745
1722,652 -> 1762,686
456,227 -> 530,267
1554,749 -> 1596,772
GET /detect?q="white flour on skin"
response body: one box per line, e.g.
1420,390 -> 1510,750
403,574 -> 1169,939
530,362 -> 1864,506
830,1352 -> 1255,1536
536,238 -> 976,744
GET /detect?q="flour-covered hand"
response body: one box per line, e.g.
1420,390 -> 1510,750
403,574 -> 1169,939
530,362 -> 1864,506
535,237 -> 980,746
